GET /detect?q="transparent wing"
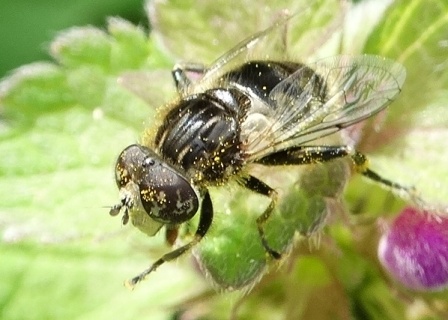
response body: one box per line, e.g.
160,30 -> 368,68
119,1 -> 345,106
243,55 -> 407,160
183,1 -> 345,96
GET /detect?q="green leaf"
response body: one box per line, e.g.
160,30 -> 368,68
359,0 -> 448,206
365,0 -> 448,115
50,27 -> 113,69
0,16 -> 199,320
148,0 -> 345,63
2,0 -> 448,319
195,157 -> 350,290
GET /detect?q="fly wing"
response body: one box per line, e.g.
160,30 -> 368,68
118,2 -> 345,105
183,2 -> 345,96
243,55 -> 406,160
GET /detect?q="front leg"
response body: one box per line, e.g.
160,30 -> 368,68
125,190 -> 214,288
172,62 -> 207,92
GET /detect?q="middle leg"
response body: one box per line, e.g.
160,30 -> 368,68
125,190 -> 214,288
240,175 -> 281,259
172,62 -> 207,92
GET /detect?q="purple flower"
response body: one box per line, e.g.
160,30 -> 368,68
378,207 -> 448,291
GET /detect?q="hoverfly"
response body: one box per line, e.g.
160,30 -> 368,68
110,12 -> 408,288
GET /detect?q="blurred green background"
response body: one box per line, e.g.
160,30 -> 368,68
0,0 -> 147,79
1,0 -> 447,319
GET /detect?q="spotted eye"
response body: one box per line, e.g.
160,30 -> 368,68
114,144 -> 199,224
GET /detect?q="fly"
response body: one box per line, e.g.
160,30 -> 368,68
109,13 -> 410,288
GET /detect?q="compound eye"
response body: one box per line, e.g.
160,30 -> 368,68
114,144 -> 199,224
138,157 -> 199,224
114,144 -> 147,188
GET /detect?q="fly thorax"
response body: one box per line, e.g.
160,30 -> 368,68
155,89 -> 246,184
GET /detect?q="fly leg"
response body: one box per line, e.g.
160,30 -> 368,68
240,175 -> 281,259
172,62 -> 207,92
250,145 -> 418,259
249,145 -> 353,259
255,145 -> 351,166
351,151 -> 417,199
125,191 -> 213,289
257,145 -> 417,200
